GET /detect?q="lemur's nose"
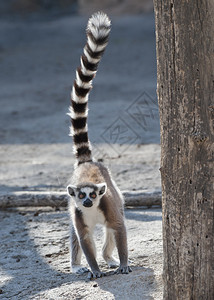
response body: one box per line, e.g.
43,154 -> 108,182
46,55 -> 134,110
83,198 -> 93,207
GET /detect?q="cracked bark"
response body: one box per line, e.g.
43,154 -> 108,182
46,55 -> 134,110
153,0 -> 214,299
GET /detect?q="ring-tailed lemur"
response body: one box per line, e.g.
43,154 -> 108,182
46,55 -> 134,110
67,11 -> 132,279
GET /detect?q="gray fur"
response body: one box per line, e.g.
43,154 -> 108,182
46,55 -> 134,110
68,162 -> 132,278
67,12 -> 131,279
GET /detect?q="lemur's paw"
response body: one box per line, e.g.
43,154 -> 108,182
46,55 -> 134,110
87,270 -> 106,280
107,258 -> 120,269
104,255 -> 120,268
114,265 -> 132,275
72,265 -> 89,275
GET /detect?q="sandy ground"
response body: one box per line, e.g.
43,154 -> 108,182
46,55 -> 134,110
0,206 -> 162,300
0,12 -> 163,299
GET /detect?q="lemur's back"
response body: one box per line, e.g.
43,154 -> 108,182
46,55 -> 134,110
72,162 -> 104,185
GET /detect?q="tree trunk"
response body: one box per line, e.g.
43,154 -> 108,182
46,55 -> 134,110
153,1 -> 214,299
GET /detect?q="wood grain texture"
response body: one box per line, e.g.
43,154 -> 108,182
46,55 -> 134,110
153,0 -> 214,299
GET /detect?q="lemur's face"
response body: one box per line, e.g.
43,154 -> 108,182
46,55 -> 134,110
67,183 -> 107,208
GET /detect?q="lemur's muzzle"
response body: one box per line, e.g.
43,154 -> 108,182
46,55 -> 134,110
83,199 -> 93,207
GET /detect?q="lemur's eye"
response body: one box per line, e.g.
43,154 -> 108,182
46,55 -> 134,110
79,192 -> 86,199
90,192 -> 97,199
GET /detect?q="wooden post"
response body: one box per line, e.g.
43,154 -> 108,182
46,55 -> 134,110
153,0 -> 214,299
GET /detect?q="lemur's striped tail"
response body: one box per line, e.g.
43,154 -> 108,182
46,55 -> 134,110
68,12 -> 111,164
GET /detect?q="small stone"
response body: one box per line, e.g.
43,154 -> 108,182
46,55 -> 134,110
34,210 -> 40,217
45,253 -> 52,258
93,283 -> 98,288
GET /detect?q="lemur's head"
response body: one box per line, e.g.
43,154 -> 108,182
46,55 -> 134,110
67,182 -> 107,208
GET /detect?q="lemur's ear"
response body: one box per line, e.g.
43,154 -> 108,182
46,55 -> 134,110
67,185 -> 77,197
97,183 -> 107,196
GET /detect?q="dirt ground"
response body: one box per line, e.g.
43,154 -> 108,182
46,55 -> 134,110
0,11 -> 163,299
0,206 -> 162,300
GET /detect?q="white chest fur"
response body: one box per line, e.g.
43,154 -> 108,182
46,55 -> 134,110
81,206 -> 105,229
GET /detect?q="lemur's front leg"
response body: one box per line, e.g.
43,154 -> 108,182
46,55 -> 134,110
114,224 -> 132,274
79,233 -> 106,279
70,225 -> 89,274
74,209 -> 105,279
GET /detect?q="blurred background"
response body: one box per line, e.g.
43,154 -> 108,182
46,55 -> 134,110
0,0 -> 153,18
0,0 -> 160,193
0,0 -> 158,145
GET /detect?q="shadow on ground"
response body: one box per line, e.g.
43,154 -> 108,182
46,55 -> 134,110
0,207 -> 162,299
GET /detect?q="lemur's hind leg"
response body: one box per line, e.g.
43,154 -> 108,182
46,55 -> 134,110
102,227 -> 119,268
70,225 -> 89,274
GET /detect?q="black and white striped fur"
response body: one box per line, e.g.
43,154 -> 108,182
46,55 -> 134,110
68,11 -> 111,164
67,12 -> 132,279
